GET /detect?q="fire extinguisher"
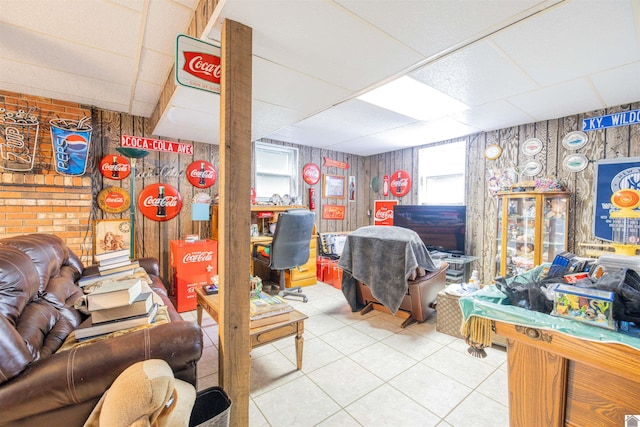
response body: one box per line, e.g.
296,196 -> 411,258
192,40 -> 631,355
309,187 -> 315,210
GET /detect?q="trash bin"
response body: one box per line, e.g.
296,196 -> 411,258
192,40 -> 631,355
189,387 -> 232,427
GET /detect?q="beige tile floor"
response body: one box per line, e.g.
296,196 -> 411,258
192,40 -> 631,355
181,282 -> 509,427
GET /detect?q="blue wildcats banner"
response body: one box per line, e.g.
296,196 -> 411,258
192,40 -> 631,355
583,109 -> 640,131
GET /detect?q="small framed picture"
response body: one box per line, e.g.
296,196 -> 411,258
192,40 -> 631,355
323,174 -> 346,199
94,219 -> 131,257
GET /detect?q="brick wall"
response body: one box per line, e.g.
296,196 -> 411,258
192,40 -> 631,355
0,91 -> 94,262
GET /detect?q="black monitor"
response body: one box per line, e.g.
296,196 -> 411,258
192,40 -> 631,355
393,205 -> 466,254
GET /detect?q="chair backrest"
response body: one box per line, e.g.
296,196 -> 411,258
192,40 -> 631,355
269,209 -> 315,270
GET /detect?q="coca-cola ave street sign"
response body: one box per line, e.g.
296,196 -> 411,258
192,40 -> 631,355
176,34 -> 221,94
138,183 -> 183,222
121,135 -> 193,155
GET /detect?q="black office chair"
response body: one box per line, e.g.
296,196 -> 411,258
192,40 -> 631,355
252,209 -> 315,303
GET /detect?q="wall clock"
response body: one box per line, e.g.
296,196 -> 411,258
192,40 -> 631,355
484,144 -> 503,160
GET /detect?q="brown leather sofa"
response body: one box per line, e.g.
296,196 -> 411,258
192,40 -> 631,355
0,234 -> 203,427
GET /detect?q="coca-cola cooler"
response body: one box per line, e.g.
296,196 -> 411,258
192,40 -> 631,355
170,239 -> 217,312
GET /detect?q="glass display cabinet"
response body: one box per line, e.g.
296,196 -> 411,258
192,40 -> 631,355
496,191 -> 570,277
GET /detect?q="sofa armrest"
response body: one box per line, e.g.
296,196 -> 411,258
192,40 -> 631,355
0,320 -> 202,426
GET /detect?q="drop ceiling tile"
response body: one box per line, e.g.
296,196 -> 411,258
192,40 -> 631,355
590,62 -> 640,107
335,0 -> 546,58
170,86 -> 220,111
1,24 -> 135,86
144,0 -> 194,55
491,0 -> 640,87
410,40 -> 537,106
2,0 -> 142,58
325,138 -> 400,156
252,99 -> 307,141
508,78 -> 604,122
210,0 -> 424,91
137,49 -> 174,86
253,57 -> 351,115
133,80 -> 162,104
452,100 -> 535,132
154,107 -> 219,144
131,100 -> 156,118
2,59 -> 131,107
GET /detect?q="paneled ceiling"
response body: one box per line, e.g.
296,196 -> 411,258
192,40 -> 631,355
2,0 -> 639,156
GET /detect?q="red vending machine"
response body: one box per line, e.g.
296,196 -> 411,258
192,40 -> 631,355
170,239 -> 218,312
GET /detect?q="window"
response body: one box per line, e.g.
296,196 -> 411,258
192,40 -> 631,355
254,142 -> 299,201
418,140 -> 466,205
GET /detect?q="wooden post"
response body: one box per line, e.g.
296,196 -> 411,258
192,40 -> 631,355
219,19 -> 252,426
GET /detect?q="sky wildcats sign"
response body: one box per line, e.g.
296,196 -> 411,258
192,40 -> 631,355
582,109 -> 640,131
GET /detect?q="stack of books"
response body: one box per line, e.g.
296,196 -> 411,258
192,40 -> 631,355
249,293 -> 293,328
95,249 -> 140,276
76,278 -> 158,340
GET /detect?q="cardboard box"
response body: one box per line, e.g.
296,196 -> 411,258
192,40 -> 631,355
552,284 -> 615,330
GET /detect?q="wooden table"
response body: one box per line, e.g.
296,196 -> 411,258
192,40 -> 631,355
195,286 -> 308,370
494,320 -> 640,426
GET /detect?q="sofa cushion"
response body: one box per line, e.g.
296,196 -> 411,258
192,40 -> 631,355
0,247 -> 40,321
0,234 -> 69,293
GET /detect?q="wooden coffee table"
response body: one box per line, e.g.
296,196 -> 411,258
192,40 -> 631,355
195,286 -> 308,370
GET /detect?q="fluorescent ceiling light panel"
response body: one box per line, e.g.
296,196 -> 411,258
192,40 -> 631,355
358,76 -> 469,120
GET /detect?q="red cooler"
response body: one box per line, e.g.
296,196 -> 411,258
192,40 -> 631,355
170,239 -> 218,312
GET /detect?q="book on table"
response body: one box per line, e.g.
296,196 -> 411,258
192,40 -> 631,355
78,268 -> 137,288
90,292 -> 153,324
95,249 -> 129,263
86,278 -> 143,311
249,294 -> 291,316
98,261 -> 140,276
76,303 -> 158,340
98,259 -> 133,271
98,254 -> 131,267
250,310 -> 291,328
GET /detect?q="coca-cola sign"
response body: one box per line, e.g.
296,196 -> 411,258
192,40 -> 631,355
374,200 -> 398,226
186,160 -> 216,188
99,154 -> 130,180
182,251 -> 214,264
97,186 -> 130,214
302,163 -> 320,185
389,170 -> 411,197
176,34 -> 221,94
138,183 -> 183,222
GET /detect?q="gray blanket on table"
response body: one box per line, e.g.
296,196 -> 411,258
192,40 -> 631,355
338,226 -> 441,314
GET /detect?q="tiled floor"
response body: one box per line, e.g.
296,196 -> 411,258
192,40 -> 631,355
180,282 -> 509,427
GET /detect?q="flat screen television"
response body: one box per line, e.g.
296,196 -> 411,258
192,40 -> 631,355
393,205 -> 466,254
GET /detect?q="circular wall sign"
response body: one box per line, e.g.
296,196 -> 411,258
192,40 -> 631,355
389,170 -> 411,197
302,163 -> 321,185
97,186 -> 130,213
138,183 -> 182,222
186,160 -> 216,188
99,154 -> 131,180
484,144 -> 503,160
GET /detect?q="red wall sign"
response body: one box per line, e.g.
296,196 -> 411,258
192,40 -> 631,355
323,157 -> 350,169
97,187 -> 130,213
322,205 -> 345,220
389,170 -> 411,197
186,160 -> 216,188
302,163 -> 321,185
138,183 -> 182,222
121,134 -> 193,155
374,200 -> 398,226
99,154 -> 130,180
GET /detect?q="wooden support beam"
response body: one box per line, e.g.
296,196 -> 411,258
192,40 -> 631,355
219,18 -> 252,426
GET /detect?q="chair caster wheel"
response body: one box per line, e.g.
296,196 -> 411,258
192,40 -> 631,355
302,296 -> 308,303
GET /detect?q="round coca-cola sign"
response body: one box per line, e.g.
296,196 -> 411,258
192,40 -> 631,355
138,183 -> 182,222
389,170 -> 411,197
97,186 -> 130,213
99,154 -> 131,180
186,160 -> 216,188
302,163 -> 321,185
